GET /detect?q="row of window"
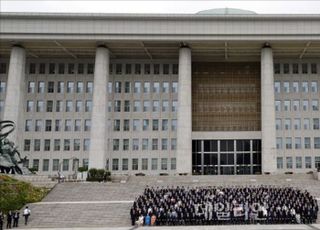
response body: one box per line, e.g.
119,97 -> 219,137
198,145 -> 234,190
276,137 -> 320,150
0,62 -> 179,75
24,138 -> 90,152
25,100 -> 92,113
107,81 -> 178,94
108,100 -> 178,113
274,63 -> 318,74
24,158 -> 88,172
26,81 -> 93,94
112,138 -> 177,151
274,81 -> 319,93
112,119 -> 177,132
275,99 -> 319,112
276,156 -> 320,169
25,119 -> 91,132
111,157 -> 176,171
276,118 -> 320,130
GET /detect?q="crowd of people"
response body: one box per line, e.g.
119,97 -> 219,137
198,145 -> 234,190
0,206 -> 31,230
130,185 -> 318,226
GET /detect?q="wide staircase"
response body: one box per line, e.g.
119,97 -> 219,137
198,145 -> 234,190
22,174 -> 320,228
10,174 -> 57,189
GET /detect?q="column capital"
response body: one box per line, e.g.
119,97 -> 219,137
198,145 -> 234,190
262,42 -> 272,49
179,42 -> 190,49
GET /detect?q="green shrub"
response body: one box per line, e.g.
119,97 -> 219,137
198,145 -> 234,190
87,168 -> 111,182
78,166 -> 88,172
0,175 -> 48,213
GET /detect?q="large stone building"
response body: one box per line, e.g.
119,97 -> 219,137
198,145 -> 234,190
0,9 -> 320,176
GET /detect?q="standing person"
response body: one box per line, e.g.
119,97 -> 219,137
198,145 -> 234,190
0,211 -> 4,230
12,211 -> 19,228
6,211 -> 12,229
23,207 -> 31,225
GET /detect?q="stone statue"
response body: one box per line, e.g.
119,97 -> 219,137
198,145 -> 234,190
0,120 -> 29,174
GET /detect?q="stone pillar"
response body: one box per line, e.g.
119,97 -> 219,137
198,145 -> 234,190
261,44 -> 277,173
176,47 -> 192,174
3,45 -> 26,145
89,46 -> 109,169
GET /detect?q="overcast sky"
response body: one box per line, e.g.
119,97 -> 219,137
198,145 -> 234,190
1,1 -> 320,14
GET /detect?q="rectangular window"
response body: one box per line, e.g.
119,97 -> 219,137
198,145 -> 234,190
162,82 -> 169,93
133,100 -> 140,112
311,63 -> 317,74
142,119 -> 149,131
49,63 -> 55,74
305,156 -> 312,168
57,81 -> 64,93
76,100 -> 82,112
142,158 -> 148,170
24,139 -> 31,151
296,157 -> 302,169
283,63 -> 289,74
162,119 -> 168,131
124,82 -> 131,93
152,119 -> 159,131
152,100 -> 159,112
114,100 -> 121,112
292,63 -> 299,74
74,139 -> 80,151
0,63 -> 7,74
35,119 -> 42,132
173,64 -> 178,74
54,139 -> 60,151
161,158 -> 168,170
143,82 -> 150,93
276,137 -> 282,149
153,64 -> 160,74
153,82 -> 160,93
36,100 -> 44,112
134,64 -> 141,74
133,119 -> 140,131
315,156 -> 320,169
312,100 -> 318,111
116,64 -> 122,74
45,120 -> 52,131
46,100 -> 53,112
112,159 -> 119,171
65,119 -> 72,131
85,100 -> 92,112
286,137 -> 292,149
274,63 -> 280,74
163,64 -> 169,74
44,139 -> 50,151
293,100 -> 300,111
68,63 -> 75,74
303,100 -> 309,111
162,100 -> 169,112
302,82 -> 308,93
64,139 -> 70,151
134,82 -> 141,93
76,81 -> 84,93
143,100 -> 149,112
33,159 -> 39,171
84,119 -> 91,131
275,100 -> 281,112
55,120 -> 61,131
304,137 -> 311,149
67,81 -> 74,93
284,119 -> 291,130
38,81 -> 45,93
277,157 -> 283,169
47,81 -> 54,93
86,81 -> 93,93
311,82 -> 318,93
62,159 -> 69,171
123,119 -> 130,131
40,63 -> 47,74
171,119 -> 177,131
108,82 -> 112,93
74,119 -> 81,131
132,139 -> 139,151
115,81 -> 121,93
171,138 -> 177,150
123,139 -> 129,151
66,100 -> 73,112
151,158 -> 158,170
152,138 -> 158,150
313,118 -> 319,130
314,137 -> 320,149
302,63 -> 308,74
84,139 -> 90,151
52,159 -> 59,171
304,118 -> 310,130
27,101 -> 34,112
295,137 -> 301,149
132,158 -> 138,170
171,158 -> 176,170
161,138 -> 168,150
114,119 -> 120,131
286,157 -> 293,169
27,81 -> 35,93
142,138 -> 149,150
29,63 -> 36,74
113,139 -> 120,151
172,100 -> 178,112
274,82 -> 281,93
58,63 -> 65,74
284,100 -> 291,111
125,64 -> 131,74
292,82 -> 299,93
34,139 -> 41,151
294,118 -> 301,130
122,159 -> 128,171
275,119 -> 281,130
172,82 -> 178,93
144,64 -> 150,74
25,120 -> 32,132
87,63 -> 94,74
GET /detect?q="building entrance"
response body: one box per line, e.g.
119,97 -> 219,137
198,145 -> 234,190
192,139 -> 261,175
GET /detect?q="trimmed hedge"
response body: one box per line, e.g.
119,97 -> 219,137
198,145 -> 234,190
0,175 -> 48,213
86,168 -> 111,182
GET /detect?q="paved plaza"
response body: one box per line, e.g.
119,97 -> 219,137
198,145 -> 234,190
20,174 -> 320,229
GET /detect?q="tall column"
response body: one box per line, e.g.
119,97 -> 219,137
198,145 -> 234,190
176,47 -> 192,174
89,46 -> 109,169
261,44 -> 277,173
3,45 -> 26,145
